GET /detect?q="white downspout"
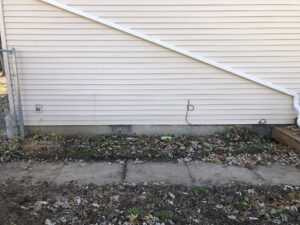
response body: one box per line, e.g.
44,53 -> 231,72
40,0 -> 300,125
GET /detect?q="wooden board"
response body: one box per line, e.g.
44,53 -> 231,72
272,127 -> 300,152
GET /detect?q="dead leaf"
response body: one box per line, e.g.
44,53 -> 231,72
130,214 -> 138,222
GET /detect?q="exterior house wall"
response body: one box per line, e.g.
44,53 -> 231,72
0,0 -> 299,126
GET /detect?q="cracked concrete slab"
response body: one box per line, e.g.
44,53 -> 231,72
254,163 -> 300,185
186,162 -> 263,186
0,161 -> 299,186
0,162 -> 30,183
26,162 -> 65,184
126,161 -> 192,185
55,162 -> 123,185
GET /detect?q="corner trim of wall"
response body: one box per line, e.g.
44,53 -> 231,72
0,0 -> 15,114
39,0 -> 300,125
0,0 -> 6,49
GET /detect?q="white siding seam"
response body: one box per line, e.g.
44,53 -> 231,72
39,0 -> 300,125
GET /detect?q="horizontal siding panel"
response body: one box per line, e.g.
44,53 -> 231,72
22,105 -> 293,111
21,100 -> 292,107
12,46 -> 185,53
15,56 -> 197,63
17,68 -> 225,74
17,74 -> 300,79
80,11 -> 300,17
5,22 -> 300,29
6,0 -> 300,5
6,4 -> 300,11
211,56 -> 300,62
96,17 -> 300,23
14,51 -> 300,58
110,23 -> 300,29
19,74 -> 239,79
14,56 -> 300,63
19,79 -> 251,85
191,52 -> 300,57
10,45 -> 300,52
16,62 -> 300,69
9,40 -> 153,46
24,120 -> 296,126
21,101 -> 292,108
4,10 -> 76,17
6,28 -> 129,35
19,89 -> 283,95
7,35 -> 138,41
19,94 -> 291,100
19,84 -> 269,90
7,28 -> 300,35
146,34 -> 300,40
62,0 -> 300,5
19,78 -> 300,85
15,51 -> 181,58
5,17 -> 92,23
23,114 -> 295,120
15,60 -> 300,68
16,67 -> 300,74
6,17 -> 300,23
7,40 -> 300,46
5,10 -> 300,17
22,110 -> 295,116
8,34 -> 300,41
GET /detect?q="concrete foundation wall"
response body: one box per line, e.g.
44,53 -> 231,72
25,125 -> 263,136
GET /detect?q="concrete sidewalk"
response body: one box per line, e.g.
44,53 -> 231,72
0,161 -> 299,186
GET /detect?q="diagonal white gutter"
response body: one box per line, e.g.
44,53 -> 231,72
40,0 -> 300,125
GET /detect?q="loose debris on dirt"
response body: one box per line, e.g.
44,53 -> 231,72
0,181 -> 299,225
0,127 -> 299,168
285,125 -> 300,136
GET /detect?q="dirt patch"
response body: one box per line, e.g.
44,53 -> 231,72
0,127 -> 299,168
0,181 -> 299,225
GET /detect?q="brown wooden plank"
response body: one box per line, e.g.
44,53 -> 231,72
272,127 -> 300,152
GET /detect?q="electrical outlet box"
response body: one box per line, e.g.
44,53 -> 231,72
35,104 -> 42,112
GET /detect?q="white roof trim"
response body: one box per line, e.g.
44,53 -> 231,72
40,0 -> 300,125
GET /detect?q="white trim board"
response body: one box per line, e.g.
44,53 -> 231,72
39,0 -> 300,125
0,0 -> 15,114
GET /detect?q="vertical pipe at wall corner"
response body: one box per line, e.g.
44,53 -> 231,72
11,48 -> 25,138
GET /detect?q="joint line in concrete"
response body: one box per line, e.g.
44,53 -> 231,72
121,161 -> 127,182
251,168 -> 268,184
184,162 -> 196,186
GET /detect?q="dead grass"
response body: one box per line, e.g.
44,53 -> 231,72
22,141 -> 59,153
0,76 -> 7,96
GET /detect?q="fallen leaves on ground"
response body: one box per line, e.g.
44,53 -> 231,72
0,127 -> 299,168
0,181 -> 299,225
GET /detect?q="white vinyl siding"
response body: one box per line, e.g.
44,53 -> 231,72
1,0 -> 299,126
